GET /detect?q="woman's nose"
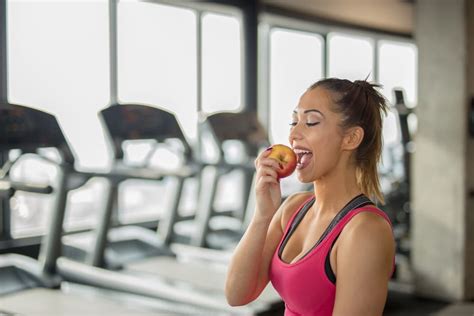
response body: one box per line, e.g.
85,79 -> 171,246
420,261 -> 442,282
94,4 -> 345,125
289,125 -> 303,144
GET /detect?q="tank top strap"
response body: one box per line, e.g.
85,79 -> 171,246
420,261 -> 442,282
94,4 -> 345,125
278,195 -> 315,250
279,194 -> 373,260
323,205 -> 393,245
322,205 -> 395,279
282,195 -> 315,235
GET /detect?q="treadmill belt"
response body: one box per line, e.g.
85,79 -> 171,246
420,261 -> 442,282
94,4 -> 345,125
125,256 -> 283,307
0,288 -> 161,316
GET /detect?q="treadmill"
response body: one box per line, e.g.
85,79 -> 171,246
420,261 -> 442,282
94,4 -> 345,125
96,106 -> 265,252
0,181 -> 207,316
183,111 -> 270,250
0,103 -> 216,316
380,90 -> 413,249
0,102 -> 280,314
62,104 -> 283,314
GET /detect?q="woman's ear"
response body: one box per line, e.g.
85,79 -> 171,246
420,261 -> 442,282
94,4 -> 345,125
342,126 -> 364,151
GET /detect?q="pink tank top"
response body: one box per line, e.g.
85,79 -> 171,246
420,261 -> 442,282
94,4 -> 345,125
269,195 -> 394,316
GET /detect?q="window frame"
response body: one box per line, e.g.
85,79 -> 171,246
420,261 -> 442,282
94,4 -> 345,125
258,12 -> 416,132
0,0 -> 417,243
0,0 -> 247,242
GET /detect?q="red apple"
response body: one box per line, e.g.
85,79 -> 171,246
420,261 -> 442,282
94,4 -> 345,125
267,144 -> 297,179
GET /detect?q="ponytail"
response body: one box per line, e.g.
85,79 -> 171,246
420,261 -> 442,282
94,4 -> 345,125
308,78 -> 388,204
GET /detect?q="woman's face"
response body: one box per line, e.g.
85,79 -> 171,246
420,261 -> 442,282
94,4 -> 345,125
289,86 -> 346,183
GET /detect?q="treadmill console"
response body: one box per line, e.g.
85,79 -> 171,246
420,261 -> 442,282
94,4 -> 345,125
205,112 -> 269,156
0,103 -> 74,164
100,104 -> 192,159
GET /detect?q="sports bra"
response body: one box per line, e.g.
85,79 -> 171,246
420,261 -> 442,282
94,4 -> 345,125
269,194 -> 393,316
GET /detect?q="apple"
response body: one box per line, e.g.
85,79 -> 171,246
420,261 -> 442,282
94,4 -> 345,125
267,144 -> 297,179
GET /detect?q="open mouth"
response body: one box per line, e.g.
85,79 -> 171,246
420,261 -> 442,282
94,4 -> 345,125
293,147 -> 313,170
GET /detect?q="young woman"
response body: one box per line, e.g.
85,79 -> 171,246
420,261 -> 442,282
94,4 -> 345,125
225,78 -> 396,316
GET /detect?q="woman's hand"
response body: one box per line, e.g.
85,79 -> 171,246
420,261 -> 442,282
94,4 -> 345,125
254,147 -> 282,221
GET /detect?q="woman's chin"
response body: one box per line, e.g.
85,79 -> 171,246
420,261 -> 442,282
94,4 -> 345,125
296,170 -> 315,183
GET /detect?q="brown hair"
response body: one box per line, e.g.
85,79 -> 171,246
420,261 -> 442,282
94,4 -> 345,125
308,78 -> 388,204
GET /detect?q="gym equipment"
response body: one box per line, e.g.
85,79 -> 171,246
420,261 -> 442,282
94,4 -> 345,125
83,104 -> 283,314
382,89 -> 413,256
174,111 -> 270,250
0,103 -> 215,315
0,102 -> 265,314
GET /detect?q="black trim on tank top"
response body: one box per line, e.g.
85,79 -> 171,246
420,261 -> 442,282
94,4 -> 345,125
324,200 -> 376,284
325,234 -> 339,284
278,197 -> 316,259
278,194 -> 374,264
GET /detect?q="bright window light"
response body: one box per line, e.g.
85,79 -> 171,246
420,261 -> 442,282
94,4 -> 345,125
328,32 -> 374,81
269,28 -> 324,145
7,0 -> 109,235
117,1 -> 197,141
202,13 -> 241,113
378,40 -> 418,107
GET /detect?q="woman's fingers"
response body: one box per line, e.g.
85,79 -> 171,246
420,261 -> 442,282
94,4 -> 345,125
256,165 -> 279,180
255,147 -> 281,189
256,175 -> 279,187
256,157 -> 281,171
255,147 -> 274,167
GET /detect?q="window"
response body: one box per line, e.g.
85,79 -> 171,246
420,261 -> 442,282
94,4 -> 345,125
7,0 -> 109,235
202,13 -> 241,113
378,40 -> 418,107
328,32 -> 374,81
378,41 -> 417,185
116,2 -> 197,223
117,4 -> 244,222
8,0 -> 110,169
117,1 -> 197,140
269,28 -> 324,145
201,13 -> 244,213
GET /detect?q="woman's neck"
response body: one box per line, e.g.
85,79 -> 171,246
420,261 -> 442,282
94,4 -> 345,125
312,163 -> 362,216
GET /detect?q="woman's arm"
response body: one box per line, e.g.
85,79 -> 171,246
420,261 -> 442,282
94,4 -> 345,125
332,212 -> 395,316
225,148 -> 282,306
225,191 -> 309,306
225,147 -> 310,306
224,203 -> 283,306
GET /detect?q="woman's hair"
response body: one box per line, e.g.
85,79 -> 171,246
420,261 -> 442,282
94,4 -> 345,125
308,78 -> 388,204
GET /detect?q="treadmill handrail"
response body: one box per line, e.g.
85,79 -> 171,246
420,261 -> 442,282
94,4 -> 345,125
0,179 -> 53,195
57,256 -> 264,314
0,254 -> 61,289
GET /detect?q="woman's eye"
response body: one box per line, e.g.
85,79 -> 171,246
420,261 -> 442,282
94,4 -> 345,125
289,122 -> 297,126
306,122 -> 320,126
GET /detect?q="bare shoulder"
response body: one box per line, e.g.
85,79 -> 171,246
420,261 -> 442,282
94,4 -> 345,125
333,209 -> 395,315
279,192 -> 314,231
345,209 -> 393,238
339,208 -> 395,256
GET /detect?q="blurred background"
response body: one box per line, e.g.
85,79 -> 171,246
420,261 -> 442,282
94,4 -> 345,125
0,0 -> 473,315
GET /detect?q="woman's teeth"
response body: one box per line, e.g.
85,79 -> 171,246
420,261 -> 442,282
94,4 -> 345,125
293,149 -> 313,170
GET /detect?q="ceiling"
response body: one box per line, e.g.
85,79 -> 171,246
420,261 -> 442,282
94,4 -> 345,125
261,0 -> 414,35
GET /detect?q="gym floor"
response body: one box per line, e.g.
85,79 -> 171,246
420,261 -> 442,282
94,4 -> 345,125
383,285 -> 474,316
384,289 -> 449,316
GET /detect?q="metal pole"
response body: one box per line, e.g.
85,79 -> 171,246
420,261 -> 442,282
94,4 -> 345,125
39,167 -> 68,275
0,152 -> 10,240
196,11 -> 203,159
241,0 -> 258,112
109,0 -> 118,104
0,0 -> 8,103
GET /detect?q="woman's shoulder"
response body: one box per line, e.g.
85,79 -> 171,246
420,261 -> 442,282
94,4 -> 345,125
336,206 -> 396,278
348,205 -> 392,231
339,206 -> 394,249
279,191 -> 314,231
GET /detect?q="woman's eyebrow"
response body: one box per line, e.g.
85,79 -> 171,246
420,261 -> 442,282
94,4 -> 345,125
304,109 -> 324,116
291,109 -> 324,117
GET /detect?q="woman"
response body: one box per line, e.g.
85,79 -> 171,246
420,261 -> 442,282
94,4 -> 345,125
225,78 -> 396,316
